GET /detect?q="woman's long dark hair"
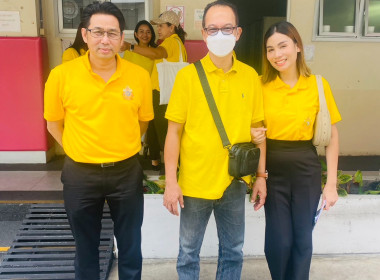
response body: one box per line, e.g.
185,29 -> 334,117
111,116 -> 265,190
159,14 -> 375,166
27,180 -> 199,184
68,22 -> 88,54
134,20 -> 157,48
167,23 -> 187,44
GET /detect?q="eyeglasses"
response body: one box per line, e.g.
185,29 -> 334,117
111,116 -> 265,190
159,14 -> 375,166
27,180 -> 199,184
203,26 -> 238,36
86,28 -> 121,40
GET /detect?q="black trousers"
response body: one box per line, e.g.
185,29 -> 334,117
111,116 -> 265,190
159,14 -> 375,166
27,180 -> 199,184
146,90 -> 168,160
264,139 -> 321,280
61,155 -> 144,280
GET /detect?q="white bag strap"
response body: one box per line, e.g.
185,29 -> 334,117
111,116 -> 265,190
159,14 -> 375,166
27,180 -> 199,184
315,75 -> 328,113
162,38 -> 184,63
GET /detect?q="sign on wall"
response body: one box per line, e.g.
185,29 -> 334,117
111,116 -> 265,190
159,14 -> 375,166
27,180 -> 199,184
0,11 -> 21,32
194,9 -> 204,30
166,5 -> 185,29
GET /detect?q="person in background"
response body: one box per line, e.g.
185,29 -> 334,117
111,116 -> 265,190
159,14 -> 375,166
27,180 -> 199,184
122,20 -> 157,74
123,20 -> 157,161
44,2 -> 153,279
257,21 -> 341,280
122,11 -> 187,171
163,1 -> 266,279
62,22 -> 88,63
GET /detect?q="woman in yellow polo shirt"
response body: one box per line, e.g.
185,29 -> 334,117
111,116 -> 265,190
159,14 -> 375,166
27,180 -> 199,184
122,11 -> 187,171
62,22 -> 88,63
258,21 -> 341,280
122,20 -> 157,74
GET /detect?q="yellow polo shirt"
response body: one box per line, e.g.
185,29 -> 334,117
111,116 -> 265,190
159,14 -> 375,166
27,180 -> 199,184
166,54 -> 264,199
62,48 -> 86,64
44,52 -> 154,163
123,50 -> 154,74
262,75 -> 341,140
151,33 -> 187,91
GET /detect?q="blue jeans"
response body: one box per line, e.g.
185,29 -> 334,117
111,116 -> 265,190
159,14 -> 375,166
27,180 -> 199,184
177,179 -> 246,280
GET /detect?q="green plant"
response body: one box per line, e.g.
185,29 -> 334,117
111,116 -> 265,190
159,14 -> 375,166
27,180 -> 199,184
143,173 -> 165,194
320,160 -> 363,196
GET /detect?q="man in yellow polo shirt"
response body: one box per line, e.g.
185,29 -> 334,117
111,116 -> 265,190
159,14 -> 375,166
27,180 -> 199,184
163,1 -> 267,279
43,3 -> 153,280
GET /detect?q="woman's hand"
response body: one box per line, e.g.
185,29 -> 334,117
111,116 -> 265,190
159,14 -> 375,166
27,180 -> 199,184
120,41 -> 130,52
322,182 -> 338,210
251,127 -> 267,144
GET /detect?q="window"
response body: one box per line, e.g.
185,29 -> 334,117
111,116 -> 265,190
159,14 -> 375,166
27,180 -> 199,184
364,0 -> 380,36
58,0 -> 151,37
315,0 -> 380,40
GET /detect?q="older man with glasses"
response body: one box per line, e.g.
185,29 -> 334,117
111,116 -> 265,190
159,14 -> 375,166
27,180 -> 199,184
163,1 -> 267,279
44,2 -> 153,280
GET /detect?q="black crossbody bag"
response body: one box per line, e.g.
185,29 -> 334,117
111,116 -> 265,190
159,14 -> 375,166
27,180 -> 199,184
194,61 -> 260,179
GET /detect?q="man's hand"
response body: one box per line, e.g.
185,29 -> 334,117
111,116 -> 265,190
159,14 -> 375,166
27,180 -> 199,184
251,127 -> 267,144
250,177 -> 267,211
163,181 -> 184,216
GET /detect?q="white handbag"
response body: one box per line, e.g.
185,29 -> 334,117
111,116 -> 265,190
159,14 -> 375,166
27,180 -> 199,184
312,75 -> 331,147
156,39 -> 189,105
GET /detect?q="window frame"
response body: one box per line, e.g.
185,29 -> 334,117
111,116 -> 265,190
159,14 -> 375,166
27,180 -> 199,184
313,0 -> 380,41
57,0 -> 152,38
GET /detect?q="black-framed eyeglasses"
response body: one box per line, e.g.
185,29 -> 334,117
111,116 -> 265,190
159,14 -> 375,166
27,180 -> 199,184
86,28 -> 122,40
203,26 -> 238,36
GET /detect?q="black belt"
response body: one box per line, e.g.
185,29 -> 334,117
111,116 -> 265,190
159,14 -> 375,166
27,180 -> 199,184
67,154 -> 137,168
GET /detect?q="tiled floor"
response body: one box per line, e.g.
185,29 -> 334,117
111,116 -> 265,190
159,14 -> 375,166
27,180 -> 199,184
0,171 -> 63,191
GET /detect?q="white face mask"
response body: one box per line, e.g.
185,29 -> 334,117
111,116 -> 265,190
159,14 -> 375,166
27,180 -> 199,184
206,31 -> 236,57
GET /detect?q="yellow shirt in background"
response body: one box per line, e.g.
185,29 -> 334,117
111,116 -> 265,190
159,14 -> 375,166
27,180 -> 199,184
166,54 -> 264,199
62,48 -> 86,63
123,50 -> 154,75
44,52 -> 154,163
262,75 -> 341,141
151,33 -> 187,91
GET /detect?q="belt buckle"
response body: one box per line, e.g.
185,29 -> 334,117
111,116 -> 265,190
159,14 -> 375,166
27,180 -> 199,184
101,162 -> 115,168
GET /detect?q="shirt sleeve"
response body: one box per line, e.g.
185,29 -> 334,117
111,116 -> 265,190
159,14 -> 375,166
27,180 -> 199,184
251,73 -> 265,125
138,69 -> 154,121
322,77 -> 342,124
62,48 -> 79,64
44,67 -> 65,121
165,66 -> 189,124
160,37 -> 175,60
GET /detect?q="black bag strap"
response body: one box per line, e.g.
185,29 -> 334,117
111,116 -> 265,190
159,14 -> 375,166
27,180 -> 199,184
194,60 -> 231,149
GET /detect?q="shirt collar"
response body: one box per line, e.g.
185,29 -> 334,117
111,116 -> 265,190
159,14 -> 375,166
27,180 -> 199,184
272,74 -> 309,90
82,51 -> 122,80
202,53 -> 239,74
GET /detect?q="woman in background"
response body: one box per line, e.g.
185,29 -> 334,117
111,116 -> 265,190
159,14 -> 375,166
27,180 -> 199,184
258,21 -> 341,280
62,22 -> 88,63
123,11 -> 187,171
123,20 -> 157,74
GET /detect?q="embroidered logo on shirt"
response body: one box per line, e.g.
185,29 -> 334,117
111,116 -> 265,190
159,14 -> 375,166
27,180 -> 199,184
242,93 -> 245,98
123,86 -> 134,100
304,116 -> 311,126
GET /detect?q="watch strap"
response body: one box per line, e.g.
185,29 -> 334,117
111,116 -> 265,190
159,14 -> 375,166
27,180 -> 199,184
256,171 -> 268,179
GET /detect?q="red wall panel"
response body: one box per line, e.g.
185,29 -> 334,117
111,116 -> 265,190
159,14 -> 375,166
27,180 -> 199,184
184,40 -> 208,63
0,37 -> 50,151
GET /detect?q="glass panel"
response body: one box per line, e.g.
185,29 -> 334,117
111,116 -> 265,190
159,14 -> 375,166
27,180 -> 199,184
61,0 -> 145,30
368,0 -> 380,33
322,0 -> 356,33
112,2 -> 145,31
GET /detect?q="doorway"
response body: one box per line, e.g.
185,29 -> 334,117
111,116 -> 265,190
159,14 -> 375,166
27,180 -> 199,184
228,0 -> 288,74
